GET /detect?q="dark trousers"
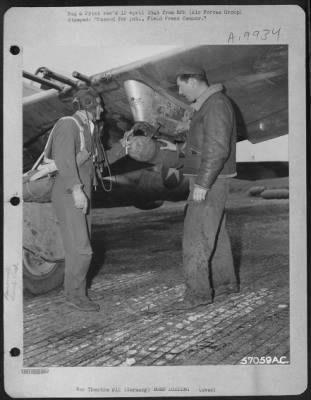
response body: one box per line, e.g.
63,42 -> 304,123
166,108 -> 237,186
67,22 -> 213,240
52,183 -> 92,298
183,177 -> 237,301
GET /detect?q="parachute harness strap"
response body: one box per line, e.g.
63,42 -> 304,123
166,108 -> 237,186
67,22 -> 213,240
83,106 -> 113,193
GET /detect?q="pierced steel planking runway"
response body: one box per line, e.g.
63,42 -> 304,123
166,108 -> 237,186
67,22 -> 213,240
23,194 -> 289,367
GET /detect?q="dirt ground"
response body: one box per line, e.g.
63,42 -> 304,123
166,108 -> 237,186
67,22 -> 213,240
23,186 -> 289,367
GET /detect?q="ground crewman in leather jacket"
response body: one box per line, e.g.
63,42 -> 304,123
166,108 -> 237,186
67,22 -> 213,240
173,66 -> 239,310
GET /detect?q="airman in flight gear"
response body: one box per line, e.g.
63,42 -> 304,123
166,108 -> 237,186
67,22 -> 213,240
46,94 -> 126,312
45,106 -> 99,311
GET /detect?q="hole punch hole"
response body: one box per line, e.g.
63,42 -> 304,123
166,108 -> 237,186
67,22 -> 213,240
10,347 -> 21,357
10,46 -> 20,55
10,196 -> 20,206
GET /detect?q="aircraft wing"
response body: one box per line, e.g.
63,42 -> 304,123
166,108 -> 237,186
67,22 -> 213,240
23,45 -> 287,172
90,45 -> 288,144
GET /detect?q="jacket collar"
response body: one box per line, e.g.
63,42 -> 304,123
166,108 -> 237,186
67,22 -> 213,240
191,83 -> 223,111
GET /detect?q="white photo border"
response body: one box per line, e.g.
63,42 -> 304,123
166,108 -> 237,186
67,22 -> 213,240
3,4 -> 308,397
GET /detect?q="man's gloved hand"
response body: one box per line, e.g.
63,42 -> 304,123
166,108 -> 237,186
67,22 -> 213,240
120,128 -> 134,150
72,184 -> 88,214
157,139 -> 178,152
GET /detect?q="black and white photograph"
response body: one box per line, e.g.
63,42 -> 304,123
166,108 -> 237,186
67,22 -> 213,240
3,4 -> 307,397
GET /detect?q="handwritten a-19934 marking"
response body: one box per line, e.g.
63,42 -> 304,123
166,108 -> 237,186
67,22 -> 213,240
227,28 -> 281,43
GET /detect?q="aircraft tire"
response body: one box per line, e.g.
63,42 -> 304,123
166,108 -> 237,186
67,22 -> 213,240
23,249 -> 65,295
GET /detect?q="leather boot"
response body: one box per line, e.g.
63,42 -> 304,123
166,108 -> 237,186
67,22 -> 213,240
216,283 -> 240,296
66,295 -> 100,312
172,295 -> 212,310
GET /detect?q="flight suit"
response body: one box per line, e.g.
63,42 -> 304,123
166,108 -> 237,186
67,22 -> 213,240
48,113 -> 94,299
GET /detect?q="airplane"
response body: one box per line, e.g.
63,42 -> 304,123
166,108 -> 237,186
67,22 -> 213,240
22,45 -> 288,295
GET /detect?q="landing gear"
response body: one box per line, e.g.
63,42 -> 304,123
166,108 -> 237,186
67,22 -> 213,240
23,202 -> 65,295
23,249 -> 65,295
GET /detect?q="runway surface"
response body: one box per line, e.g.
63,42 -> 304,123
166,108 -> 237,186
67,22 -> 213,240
23,192 -> 289,367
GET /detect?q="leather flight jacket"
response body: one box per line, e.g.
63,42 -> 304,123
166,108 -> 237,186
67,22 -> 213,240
183,84 -> 237,189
